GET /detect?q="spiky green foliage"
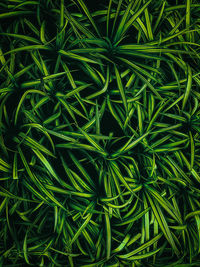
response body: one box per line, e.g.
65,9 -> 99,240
1,0 -> 200,266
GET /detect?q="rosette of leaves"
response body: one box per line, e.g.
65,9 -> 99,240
0,0 -> 200,266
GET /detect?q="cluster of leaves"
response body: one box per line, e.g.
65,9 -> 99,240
0,0 -> 200,266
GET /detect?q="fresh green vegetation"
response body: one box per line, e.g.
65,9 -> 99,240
0,0 -> 200,266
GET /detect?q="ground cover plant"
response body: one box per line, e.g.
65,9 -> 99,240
0,0 -> 200,266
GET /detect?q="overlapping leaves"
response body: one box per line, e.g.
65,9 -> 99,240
0,0 -> 200,266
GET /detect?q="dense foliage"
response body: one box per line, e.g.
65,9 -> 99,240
1,0 -> 200,266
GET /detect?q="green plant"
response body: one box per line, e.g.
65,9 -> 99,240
0,0 -> 200,266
